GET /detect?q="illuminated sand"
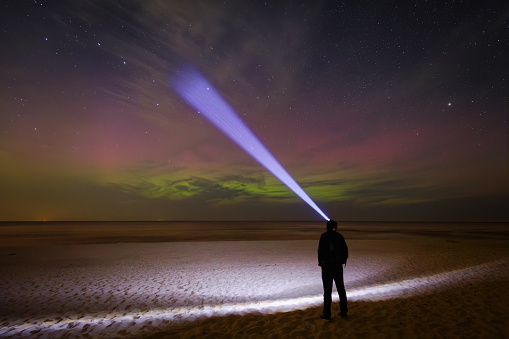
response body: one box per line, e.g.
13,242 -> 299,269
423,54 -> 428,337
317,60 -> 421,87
0,232 -> 508,338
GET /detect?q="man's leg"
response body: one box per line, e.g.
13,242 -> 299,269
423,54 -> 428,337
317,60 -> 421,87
333,266 -> 348,316
321,266 -> 333,318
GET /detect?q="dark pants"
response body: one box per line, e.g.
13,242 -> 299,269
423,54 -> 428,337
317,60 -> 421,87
322,264 -> 347,317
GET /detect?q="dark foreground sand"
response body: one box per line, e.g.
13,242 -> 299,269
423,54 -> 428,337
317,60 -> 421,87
146,280 -> 508,339
0,224 -> 508,338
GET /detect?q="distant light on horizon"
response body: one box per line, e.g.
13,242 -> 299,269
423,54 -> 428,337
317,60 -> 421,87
170,66 -> 329,221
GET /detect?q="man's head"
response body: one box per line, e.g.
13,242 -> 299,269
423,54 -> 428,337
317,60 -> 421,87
326,219 -> 337,232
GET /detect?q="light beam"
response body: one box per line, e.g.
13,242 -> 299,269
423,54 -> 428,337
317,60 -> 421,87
171,66 -> 329,220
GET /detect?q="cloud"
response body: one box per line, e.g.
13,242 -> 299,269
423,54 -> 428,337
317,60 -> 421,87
221,174 -> 266,186
47,1 -> 323,116
112,174 -> 269,203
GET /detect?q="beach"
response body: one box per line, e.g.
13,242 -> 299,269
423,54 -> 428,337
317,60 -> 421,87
0,222 -> 508,338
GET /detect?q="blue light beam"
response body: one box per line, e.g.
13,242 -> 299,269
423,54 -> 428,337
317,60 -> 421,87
171,67 -> 329,221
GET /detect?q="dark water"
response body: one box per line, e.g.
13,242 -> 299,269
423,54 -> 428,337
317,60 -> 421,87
0,221 -> 508,247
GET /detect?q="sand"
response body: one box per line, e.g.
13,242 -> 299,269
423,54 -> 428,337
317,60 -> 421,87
0,233 -> 508,338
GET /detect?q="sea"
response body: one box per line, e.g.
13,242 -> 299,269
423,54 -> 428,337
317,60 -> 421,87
0,221 -> 508,247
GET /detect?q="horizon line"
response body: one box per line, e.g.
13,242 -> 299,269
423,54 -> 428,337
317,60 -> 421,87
0,220 -> 507,224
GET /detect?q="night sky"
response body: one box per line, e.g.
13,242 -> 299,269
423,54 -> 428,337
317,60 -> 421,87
1,1 -> 508,222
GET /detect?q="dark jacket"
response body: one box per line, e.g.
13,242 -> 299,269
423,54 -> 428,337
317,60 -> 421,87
318,231 -> 348,266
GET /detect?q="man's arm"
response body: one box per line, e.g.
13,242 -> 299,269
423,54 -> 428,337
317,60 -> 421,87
343,236 -> 348,266
317,234 -> 325,266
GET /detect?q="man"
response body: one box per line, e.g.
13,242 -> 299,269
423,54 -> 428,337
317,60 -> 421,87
318,219 -> 348,320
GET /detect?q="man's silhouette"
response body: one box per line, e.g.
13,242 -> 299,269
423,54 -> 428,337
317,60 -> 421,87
318,219 -> 348,320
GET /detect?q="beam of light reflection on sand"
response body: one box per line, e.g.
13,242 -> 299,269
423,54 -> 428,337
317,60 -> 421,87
1,259 -> 506,337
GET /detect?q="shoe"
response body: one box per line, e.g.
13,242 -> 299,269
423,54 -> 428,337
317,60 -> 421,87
339,312 -> 348,318
321,315 -> 331,320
